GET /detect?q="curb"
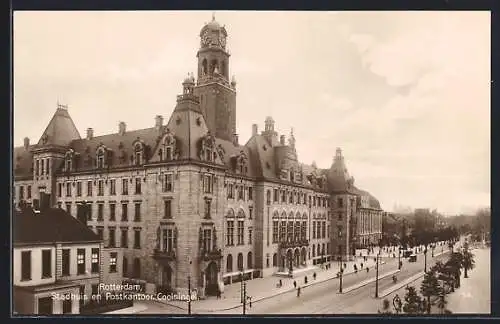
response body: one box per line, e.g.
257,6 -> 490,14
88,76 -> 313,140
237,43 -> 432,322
340,269 -> 401,294
378,272 -> 425,298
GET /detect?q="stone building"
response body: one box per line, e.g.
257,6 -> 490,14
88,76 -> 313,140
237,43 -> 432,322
13,15 -> 383,297
13,207 -> 122,314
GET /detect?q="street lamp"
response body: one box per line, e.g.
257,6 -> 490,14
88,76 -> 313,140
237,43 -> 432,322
424,244 -> 428,273
398,244 -> 401,270
338,256 -> 343,293
240,271 -> 244,303
375,251 -> 380,298
187,259 -> 192,315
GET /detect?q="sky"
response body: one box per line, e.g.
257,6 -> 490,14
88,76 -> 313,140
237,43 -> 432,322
13,11 -> 490,215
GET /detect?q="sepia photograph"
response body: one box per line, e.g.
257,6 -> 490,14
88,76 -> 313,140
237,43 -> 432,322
12,10 -> 491,316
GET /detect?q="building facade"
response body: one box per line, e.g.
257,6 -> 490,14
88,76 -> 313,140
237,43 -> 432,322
13,16 -> 384,297
13,208 -> 122,315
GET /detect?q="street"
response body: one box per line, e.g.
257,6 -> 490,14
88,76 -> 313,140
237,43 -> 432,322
202,250 -> 450,314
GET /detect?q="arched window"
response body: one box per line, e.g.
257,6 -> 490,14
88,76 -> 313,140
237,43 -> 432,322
237,209 -> 245,219
97,148 -> 105,169
221,60 -> 226,77
134,143 -> 143,165
123,257 -> 128,277
226,254 -> 233,273
202,59 -> 208,75
247,252 -> 253,269
133,258 -> 141,279
210,59 -> 218,74
237,253 -> 243,271
266,190 -> 271,205
65,151 -> 73,172
273,253 -> 277,267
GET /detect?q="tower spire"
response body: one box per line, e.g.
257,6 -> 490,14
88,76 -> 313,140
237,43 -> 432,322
212,12 -> 216,21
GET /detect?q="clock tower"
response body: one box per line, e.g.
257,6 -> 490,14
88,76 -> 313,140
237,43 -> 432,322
194,14 -> 237,142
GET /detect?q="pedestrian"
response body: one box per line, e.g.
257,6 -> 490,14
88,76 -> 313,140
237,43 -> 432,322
293,281 -> 297,288
297,287 -> 301,297
366,267 -> 369,273
313,272 -> 317,280
361,263 -> 363,269
354,264 -> 357,271
217,288 -> 221,299
344,263 -> 347,269
304,276 -> 308,284
279,279 -> 282,287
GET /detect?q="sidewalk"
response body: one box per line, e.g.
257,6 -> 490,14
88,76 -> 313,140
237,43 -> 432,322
379,272 -> 424,298
156,256 -> 392,312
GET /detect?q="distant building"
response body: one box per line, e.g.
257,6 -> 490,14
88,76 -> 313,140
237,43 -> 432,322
13,15 -> 385,297
13,208 -> 122,315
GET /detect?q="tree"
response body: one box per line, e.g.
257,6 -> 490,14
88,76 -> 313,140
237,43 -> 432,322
437,291 -> 448,315
402,286 -> 424,314
420,271 -> 441,314
378,298 -> 393,315
462,245 -> 475,278
446,252 -> 463,288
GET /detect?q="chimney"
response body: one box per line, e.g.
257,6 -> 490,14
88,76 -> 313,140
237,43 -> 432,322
233,134 -> 239,146
119,122 -> 126,135
86,128 -> 94,140
155,115 -> 163,130
23,137 -> 29,150
280,135 -> 286,145
252,124 -> 258,136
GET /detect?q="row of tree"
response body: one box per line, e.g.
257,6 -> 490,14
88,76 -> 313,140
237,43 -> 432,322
379,242 -> 475,315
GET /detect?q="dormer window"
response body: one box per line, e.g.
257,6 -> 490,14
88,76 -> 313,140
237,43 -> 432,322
132,141 -> 145,165
64,150 -> 75,172
161,130 -> 178,162
66,159 -> 72,172
97,149 -> 105,169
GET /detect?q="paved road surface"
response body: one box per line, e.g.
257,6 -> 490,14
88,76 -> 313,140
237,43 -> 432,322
211,251 -> 451,314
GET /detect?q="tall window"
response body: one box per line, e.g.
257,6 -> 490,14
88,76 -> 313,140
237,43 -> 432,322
77,249 -> 85,275
302,221 -> 307,240
273,189 -> 278,202
135,178 -> 141,194
97,150 -> 105,169
322,221 -> 326,239
226,255 -> 233,273
91,248 -> 99,273
294,221 -> 300,242
248,187 -> 253,200
238,186 -> 244,200
134,229 -> 141,249
164,200 -> 172,219
108,228 -> 116,248
266,190 -> 271,205
76,182 -> 82,196
41,250 -> 52,278
313,221 -> 316,239
226,221 -> 234,246
62,298 -> 72,314
110,179 -> 116,195
227,184 -> 234,199
97,204 -> 104,221
109,203 -> 116,221
122,179 -> 128,195
96,227 -> 104,240
133,258 -> 141,278
87,181 -> 93,196
123,257 -> 128,277
237,253 -> 243,271
134,144 -> 143,165
109,252 -> 117,273
19,186 -> 25,200
65,202 -> 72,215
134,203 -> 141,222
66,183 -> 71,197
280,221 -> 286,242
338,197 -> 343,208
163,174 -> 173,192
97,180 -> 104,196
41,158 -> 45,175
203,174 -> 213,194
203,229 -> 212,252
35,160 -> 40,176
249,207 -> 253,220
248,227 -> 253,244
272,221 -> 279,243
21,251 -> 31,281
62,249 -> 70,276
237,221 -> 244,245
163,229 -> 174,252
121,228 -> 128,248
57,183 -> 62,197
122,203 -> 128,221
287,222 -> 293,242
204,199 -> 211,219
